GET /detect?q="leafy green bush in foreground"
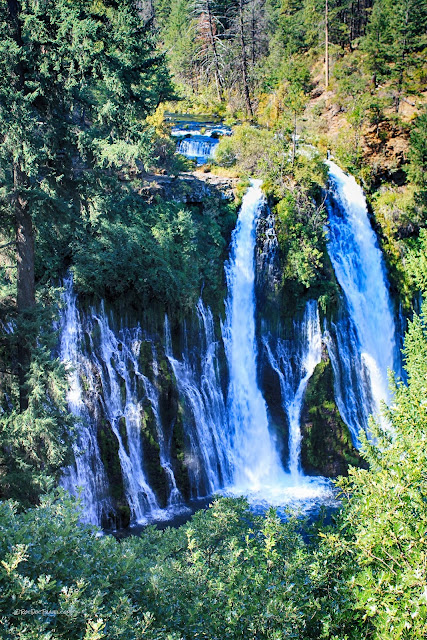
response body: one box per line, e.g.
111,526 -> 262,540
0,493 -> 356,640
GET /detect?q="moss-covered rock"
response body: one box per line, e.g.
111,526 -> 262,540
98,419 -> 124,501
139,404 -> 168,507
301,355 -> 364,476
97,418 -> 131,528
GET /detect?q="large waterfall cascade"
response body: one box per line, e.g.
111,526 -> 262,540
223,180 -> 330,503
326,161 -> 398,442
59,165 -> 402,526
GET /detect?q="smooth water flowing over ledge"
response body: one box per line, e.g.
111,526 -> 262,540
223,179 -> 333,509
326,161 -> 398,443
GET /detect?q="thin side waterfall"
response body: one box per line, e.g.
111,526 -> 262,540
326,161 -> 398,441
91,311 -> 165,524
60,277 -> 113,526
164,303 -> 231,497
263,301 -> 322,478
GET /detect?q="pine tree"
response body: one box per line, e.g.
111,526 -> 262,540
0,0 -> 173,403
363,0 -> 427,110
0,0 -> 173,501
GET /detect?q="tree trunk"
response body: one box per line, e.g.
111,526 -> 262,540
238,0 -> 253,118
7,0 -> 36,411
205,0 -> 223,101
325,0 -> 329,89
292,111 -> 297,166
251,1 -> 256,66
395,3 -> 409,113
14,164 -> 35,412
14,167 -> 35,314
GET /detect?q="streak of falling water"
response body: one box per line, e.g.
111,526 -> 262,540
91,311 -> 165,524
142,345 -> 183,508
60,276 -> 113,525
326,161 -> 398,441
164,303 -> 232,497
263,301 -> 322,478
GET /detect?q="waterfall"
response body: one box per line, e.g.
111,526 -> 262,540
60,279 -> 187,526
176,136 -> 219,163
223,180 -> 329,502
164,304 -> 231,497
60,277 -> 113,526
59,176 -> 338,527
324,309 -> 375,444
223,180 -> 283,491
326,161 -> 398,441
144,344 -> 183,508
88,311 -> 166,524
263,302 -> 322,478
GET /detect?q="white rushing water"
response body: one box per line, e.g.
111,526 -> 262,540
172,126 -> 231,138
60,278 -> 188,525
223,180 -> 331,505
60,277 -> 113,526
176,136 -> 219,163
326,161 -> 398,440
164,304 -> 232,498
263,301 -> 322,478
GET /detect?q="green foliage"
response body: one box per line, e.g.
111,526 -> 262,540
215,124 -> 327,193
406,228 -> 427,295
215,124 -> 277,172
275,190 -> 328,290
0,0 -> 174,190
0,492 -> 359,640
408,107 -> 427,213
64,179 -> 235,312
363,0 -> 427,92
0,294 -> 74,505
335,300 -> 427,638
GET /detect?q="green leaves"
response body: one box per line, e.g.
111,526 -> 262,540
69,183 -> 234,312
331,298 -> 427,639
0,493 -> 355,640
275,190 -> 328,290
0,300 -> 75,505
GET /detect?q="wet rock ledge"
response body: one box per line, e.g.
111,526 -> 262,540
138,172 -> 238,204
